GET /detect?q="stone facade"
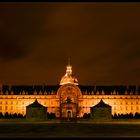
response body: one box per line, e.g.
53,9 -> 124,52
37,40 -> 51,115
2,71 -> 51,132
0,63 -> 140,118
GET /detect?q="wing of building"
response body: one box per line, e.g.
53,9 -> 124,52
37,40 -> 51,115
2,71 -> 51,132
0,63 -> 140,118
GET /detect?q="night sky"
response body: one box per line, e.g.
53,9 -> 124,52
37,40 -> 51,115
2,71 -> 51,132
0,3 -> 140,86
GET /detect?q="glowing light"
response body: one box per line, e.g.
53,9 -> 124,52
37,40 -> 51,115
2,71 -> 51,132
60,63 -> 78,85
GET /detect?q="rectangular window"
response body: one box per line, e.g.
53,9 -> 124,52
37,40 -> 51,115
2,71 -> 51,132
11,106 -> 13,110
5,106 -> 7,110
0,106 -> 2,110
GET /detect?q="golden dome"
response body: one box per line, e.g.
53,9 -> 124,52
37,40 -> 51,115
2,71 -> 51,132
60,64 -> 78,85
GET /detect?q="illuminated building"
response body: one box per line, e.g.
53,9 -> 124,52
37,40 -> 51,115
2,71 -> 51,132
0,62 -> 140,118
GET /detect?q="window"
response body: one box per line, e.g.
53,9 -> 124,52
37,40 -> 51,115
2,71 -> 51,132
11,106 -> 13,110
120,102 -> 122,105
5,106 -> 7,110
136,101 -> 138,105
5,101 -> 8,104
0,106 -> 2,110
126,102 -> 127,105
136,106 -> 139,110
11,101 -> 13,104
131,106 -> 133,110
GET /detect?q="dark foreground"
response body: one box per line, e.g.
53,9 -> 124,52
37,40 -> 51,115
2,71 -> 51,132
1,120 -> 140,138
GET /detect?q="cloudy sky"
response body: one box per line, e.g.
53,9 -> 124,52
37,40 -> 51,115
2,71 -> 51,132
0,3 -> 140,85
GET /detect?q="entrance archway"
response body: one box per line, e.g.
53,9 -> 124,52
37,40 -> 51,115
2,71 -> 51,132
57,83 -> 82,118
67,110 -> 72,118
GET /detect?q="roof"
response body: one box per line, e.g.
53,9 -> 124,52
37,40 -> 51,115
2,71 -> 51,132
26,99 -> 46,108
0,85 -> 139,95
1,85 -> 60,95
92,99 -> 111,108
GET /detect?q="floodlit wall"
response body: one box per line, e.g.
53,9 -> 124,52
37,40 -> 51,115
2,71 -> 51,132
0,90 -> 140,117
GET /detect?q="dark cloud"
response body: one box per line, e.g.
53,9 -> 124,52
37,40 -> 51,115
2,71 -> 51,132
0,34 -> 29,61
0,3 -> 140,85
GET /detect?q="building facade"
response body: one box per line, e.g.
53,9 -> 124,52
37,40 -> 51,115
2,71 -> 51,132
0,63 -> 140,118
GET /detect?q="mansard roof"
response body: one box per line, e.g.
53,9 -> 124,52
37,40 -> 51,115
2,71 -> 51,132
0,85 -> 139,95
78,85 -> 95,92
2,85 -> 60,95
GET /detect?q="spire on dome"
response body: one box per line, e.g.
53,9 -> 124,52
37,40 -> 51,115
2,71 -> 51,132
60,59 -> 78,85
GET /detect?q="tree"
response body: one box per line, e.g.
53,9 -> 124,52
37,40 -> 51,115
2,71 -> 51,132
135,112 -> 140,119
0,112 -> 3,118
47,112 -> 56,119
129,113 -> 133,119
4,112 -> 9,119
13,113 -> 18,118
17,113 -> 24,118
83,113 -> 90,119
113,113 -> 118,119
